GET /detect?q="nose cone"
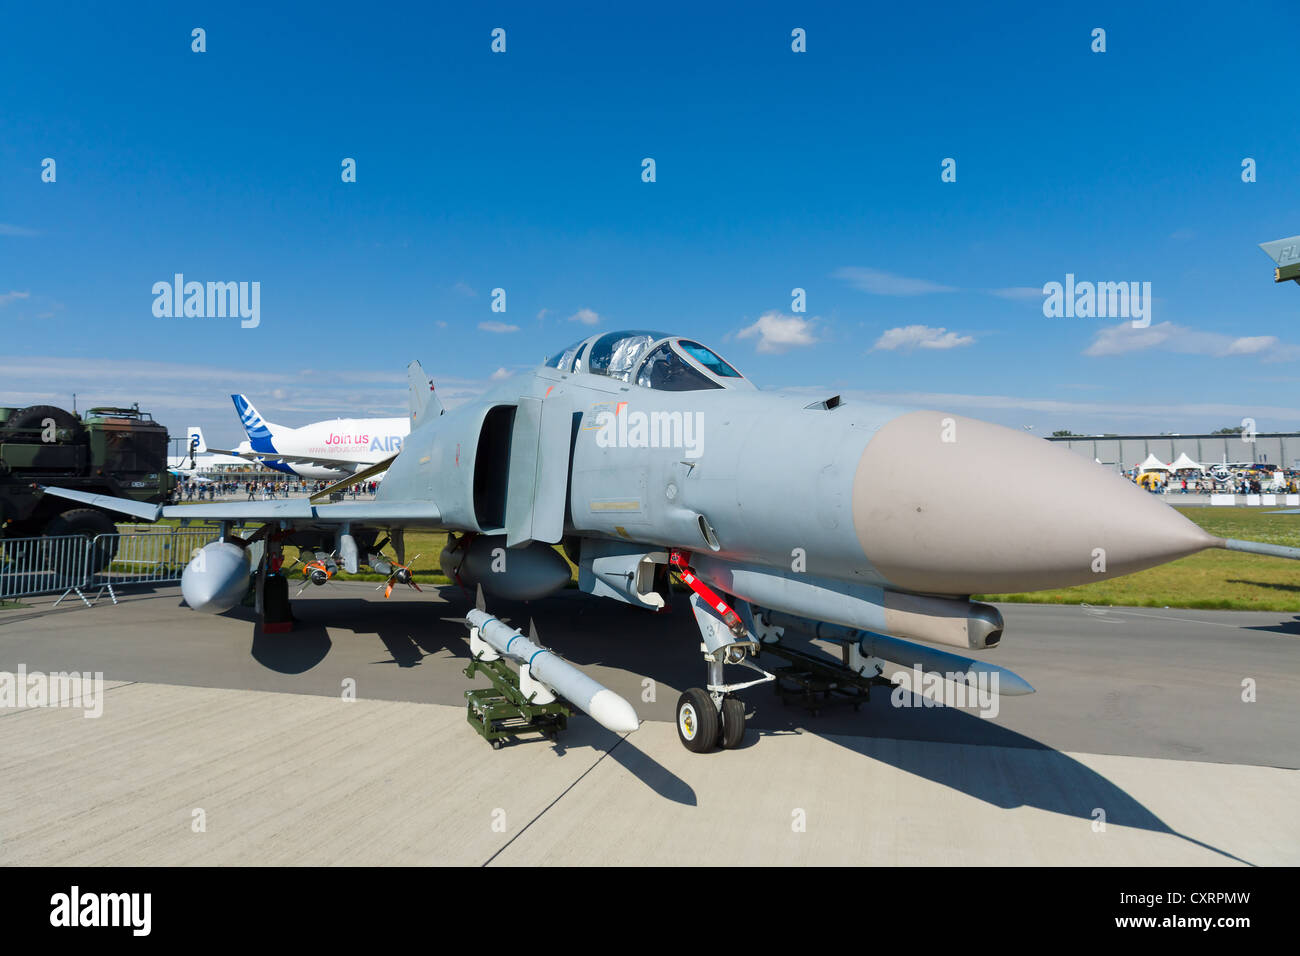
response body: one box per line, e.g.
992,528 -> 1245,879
588,689 -> 641,734
852,412 -> 1217,594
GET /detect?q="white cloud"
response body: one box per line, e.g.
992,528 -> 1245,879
0,290 -> 31,307
490,367 -> 512,380
871,324 -> 974,351
988,286 -> 1041,301
0,224 -> 37,237
568,308 -> 600,325
452,281 -> 477,298
478,320 -> 520,333
736,311 -> 818,353
834,267 -> 958,296
1084,321 -> 1300,361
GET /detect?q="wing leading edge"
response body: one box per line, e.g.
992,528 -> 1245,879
37,485 -> 443,528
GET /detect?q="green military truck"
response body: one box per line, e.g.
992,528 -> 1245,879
0,403 -> 174,569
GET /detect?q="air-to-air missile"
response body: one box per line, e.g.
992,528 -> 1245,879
758,609 -> 1036,697
465,602 -> 640,735
42,330 -> 1300,752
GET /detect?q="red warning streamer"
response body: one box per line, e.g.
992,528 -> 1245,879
668,549 -> 748,638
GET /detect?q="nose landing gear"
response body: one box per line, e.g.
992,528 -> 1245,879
668,549 -> 774,753
674,593 -> 774,754
675,689 -> 749,751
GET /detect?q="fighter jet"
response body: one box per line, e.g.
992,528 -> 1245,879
42,330 -> 1300,752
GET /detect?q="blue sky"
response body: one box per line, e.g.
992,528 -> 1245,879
2,1 -> 1298,448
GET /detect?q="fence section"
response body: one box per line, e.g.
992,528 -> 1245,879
85,530 -> 223,604
1,526 -> 237,606
0,534 -> 94,606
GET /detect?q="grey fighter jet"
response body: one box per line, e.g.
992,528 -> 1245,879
43,330 -> 1300,752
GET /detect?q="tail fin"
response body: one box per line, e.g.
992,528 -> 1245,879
186,426 -> 207,455
231,394 -> 280,453
1259,235 -> 1300,267
407,360 -> 444,426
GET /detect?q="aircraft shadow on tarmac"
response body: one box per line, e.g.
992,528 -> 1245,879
230,586 -> 1249,857
213,603 -> 334,674
1241,614 -> 1300,635
231,588 -> 698,806
233,595 -> 463,673
445,590 -> 1252,863
792,705 -> 1249,864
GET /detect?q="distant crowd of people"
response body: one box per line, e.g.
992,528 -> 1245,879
171,477 -> 379,503
1129,469 -> 1299,496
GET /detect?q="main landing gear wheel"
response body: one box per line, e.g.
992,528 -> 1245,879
676,688 -> 719,753
719,696 -> 745,749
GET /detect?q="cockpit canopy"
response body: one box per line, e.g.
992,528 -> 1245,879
544,330 -> 752,391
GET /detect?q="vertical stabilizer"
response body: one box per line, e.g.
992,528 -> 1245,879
408,360 -> 444,426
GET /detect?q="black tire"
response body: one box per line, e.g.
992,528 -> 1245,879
676,688 -> 719,753
2,405 -> 85,442
720,696 -> 746,749
44,509 -> 119,573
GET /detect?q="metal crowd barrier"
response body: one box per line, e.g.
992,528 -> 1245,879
0,534 -> 95,606
1,526 -> 251,607
85,530 -> 223,605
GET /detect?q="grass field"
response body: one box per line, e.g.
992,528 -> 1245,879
132,507 -> 1300,612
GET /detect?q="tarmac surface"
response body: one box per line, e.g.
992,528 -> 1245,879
2,582 -> 1297,865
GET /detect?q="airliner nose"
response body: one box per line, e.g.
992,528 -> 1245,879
851,412 -> 1217,594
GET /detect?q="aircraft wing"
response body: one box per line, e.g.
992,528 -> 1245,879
37,486 -> 443,528
206,447 -> 372,472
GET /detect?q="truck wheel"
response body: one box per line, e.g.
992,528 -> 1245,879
1,405 -> 85,442
44,509 -> 119,573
